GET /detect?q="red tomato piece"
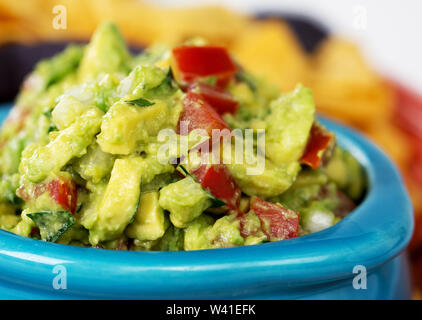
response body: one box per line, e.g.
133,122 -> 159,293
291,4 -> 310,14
301,123 -> 333,169
47,178 -> 78,214
192,164 -> 241,210
250,197 -> 299,241
177,91 -> 231,138
189,83 -> 239,115
172,46 -> 237,87
16,177 -> 77,214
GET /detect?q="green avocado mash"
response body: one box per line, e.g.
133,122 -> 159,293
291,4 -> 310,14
0,22 -> 366,250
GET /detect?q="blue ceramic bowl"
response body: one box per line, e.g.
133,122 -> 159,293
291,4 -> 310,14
0,103 -> 413,299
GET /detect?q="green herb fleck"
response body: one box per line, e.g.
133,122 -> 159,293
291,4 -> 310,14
76,203 -> 83,213
43,110 -> 53,119
47,124 -> 57,133
125,98 -> 155,107
95,91 -> 108,112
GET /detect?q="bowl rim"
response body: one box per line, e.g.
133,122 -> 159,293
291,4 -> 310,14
0,103 -> 414,298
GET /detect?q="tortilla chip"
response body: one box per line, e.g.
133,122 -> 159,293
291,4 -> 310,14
309,38 -> 394,126
366,121 -> 412,170
231,20 -> 309,91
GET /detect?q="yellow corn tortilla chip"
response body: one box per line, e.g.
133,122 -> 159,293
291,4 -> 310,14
231,20 -> 309,91
309,37 -> 394,126
366,121 -> 412,170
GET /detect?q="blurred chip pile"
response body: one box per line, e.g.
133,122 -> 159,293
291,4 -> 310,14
1,0 -> 422,295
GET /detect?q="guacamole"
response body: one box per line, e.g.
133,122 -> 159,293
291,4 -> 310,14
0,22 -> 365,250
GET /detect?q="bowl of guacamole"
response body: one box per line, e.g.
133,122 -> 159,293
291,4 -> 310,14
0,22 -> 366,250
0,22 -> 413,299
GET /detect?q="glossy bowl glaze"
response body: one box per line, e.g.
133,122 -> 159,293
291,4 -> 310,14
0,104 -> 414,299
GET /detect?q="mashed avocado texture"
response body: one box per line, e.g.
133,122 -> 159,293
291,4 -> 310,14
0,22 -> 365,250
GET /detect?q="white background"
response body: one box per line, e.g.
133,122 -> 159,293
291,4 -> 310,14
149,0 -> 422,94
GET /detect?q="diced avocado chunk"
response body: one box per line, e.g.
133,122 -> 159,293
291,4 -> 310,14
78,22 -> 130,81
139,154 -> 175,185
0,174 -> 20,204
0,203 -> 20,231
117,64 -> 168,99
159,177 -> 212,228
29,187 -> 65,213
20,107 -> 104,182
153,130 -> 209,166
27,210 -> 75,242
132,239 -> 159,251
224,147 -> 301,198
73,143 -> 115,184
184,214 -> 214,250
92,73 -> 121,112
88,157 -> 144,244
184,214 -> 246,250
52,95 -> 90,130
324,148 -> 348,187
238,211 -> 267,246
273,169 -> 330,211
97,101 -> 169,155
208,215 -> 244,248
35,45 -> 83,89
61,73 -> 120,113
126,191 -> 169,241
155,225 -> 185,251
11,210 -> 34,237
244,234 -> 267,246
265,84 -> 315,163
0,133 -> 26,175
141,172 -> 178,193
79,183 -> 106,231
324,147 -> 366,201
291,168 -> 329,189
276,184 -> 321,212
240,211 -> 264,238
